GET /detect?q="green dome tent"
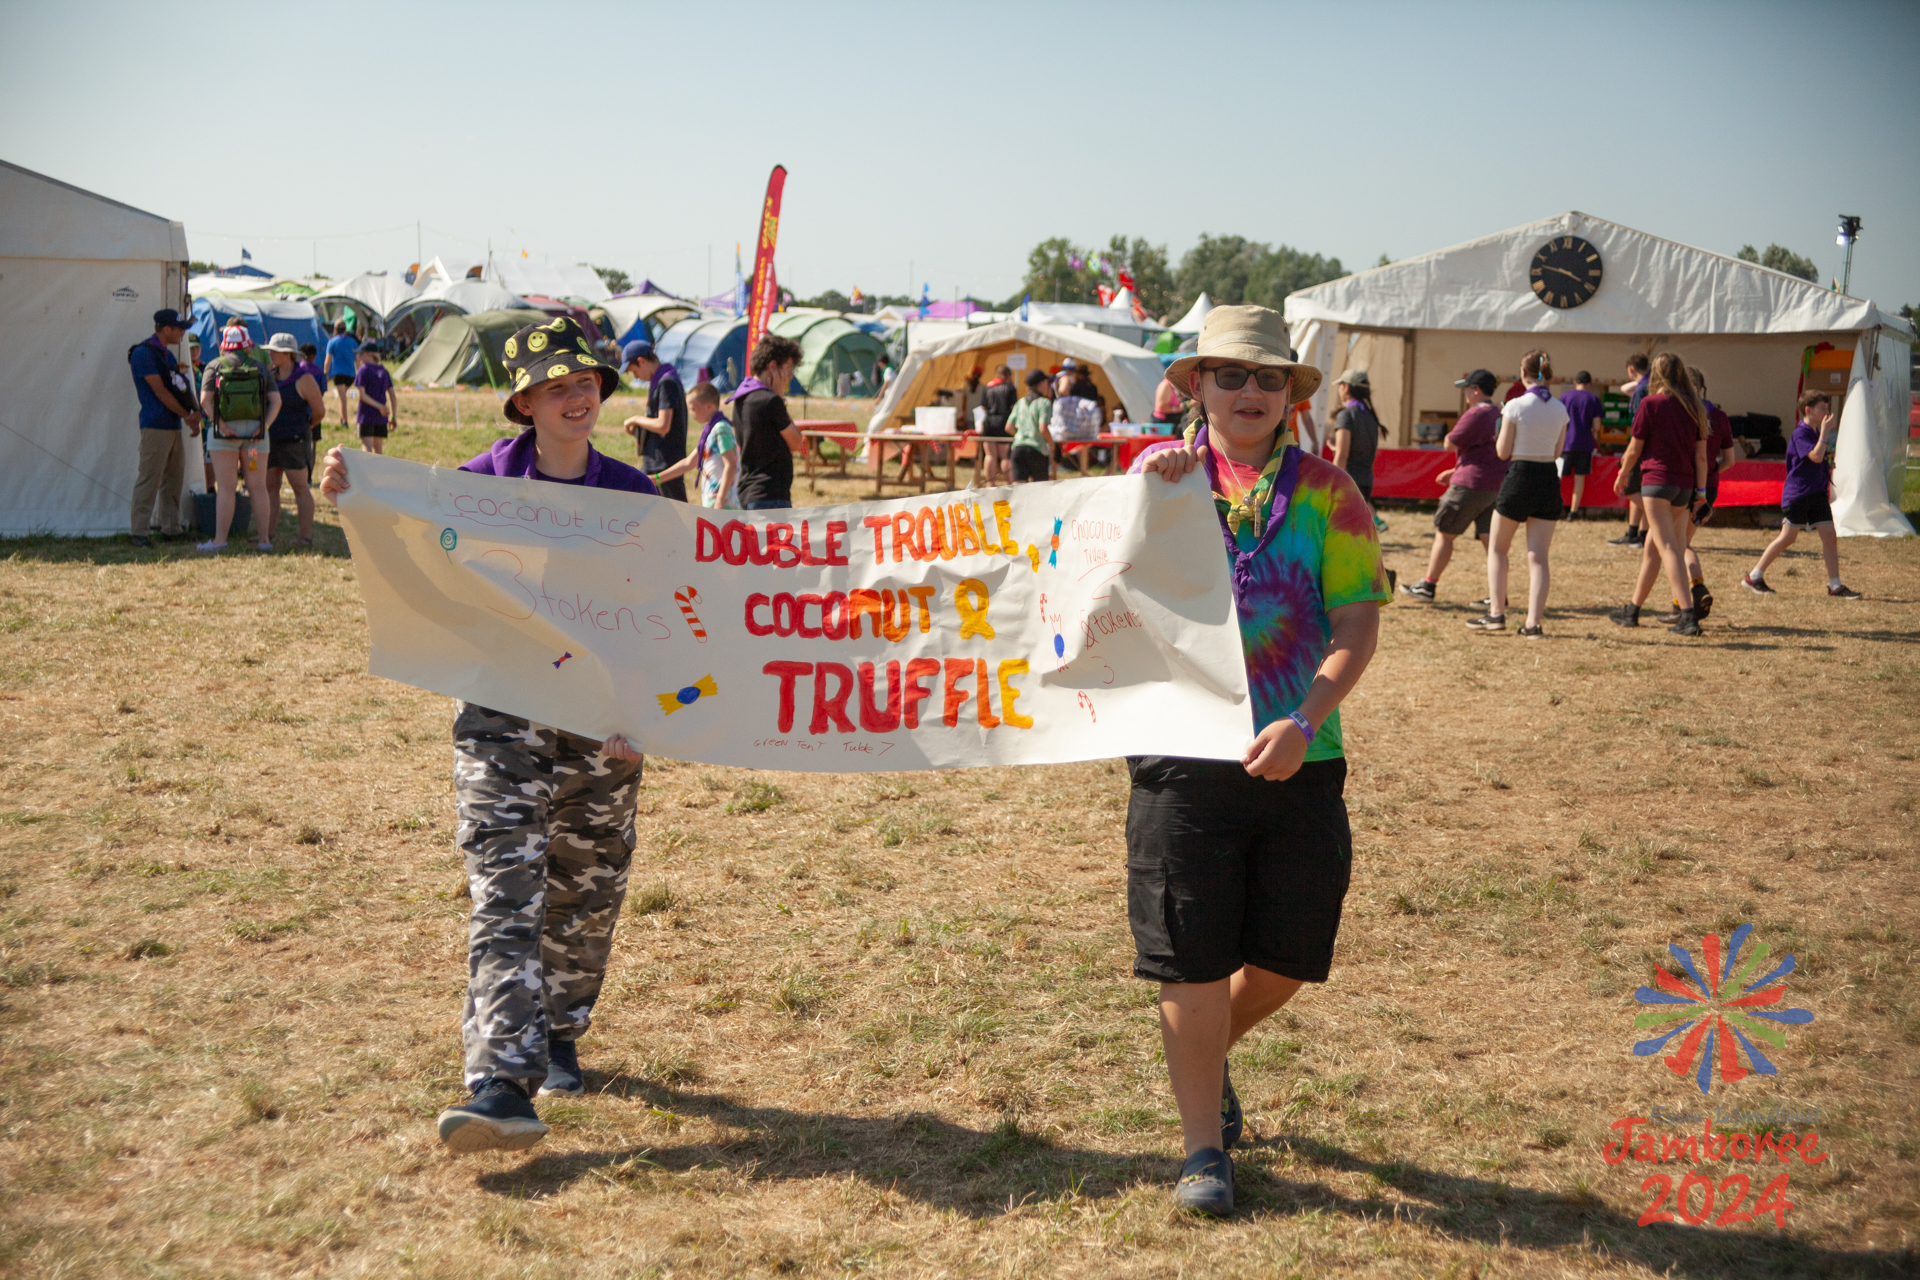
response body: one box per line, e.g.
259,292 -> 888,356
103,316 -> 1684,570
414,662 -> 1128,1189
396,308 -> 544,387
770,311 -> 889,397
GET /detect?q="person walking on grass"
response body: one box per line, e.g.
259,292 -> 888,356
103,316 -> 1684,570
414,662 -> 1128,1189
1330,370 -> 1388,534
1127,306 -> 1387,1217
261,334 -> 324,547
1558,370 -> 1602,519
127,308 -> 203,546
620,338 -> 689,501
653,379 -> 738,509
320,317 -> 655,1154
353,344 -> 396,454
1470,351 -> 1568,637
1641,366 -> 1739,622
1400,370 -> 1504,602
1742,390 -> 1860,599
196,322 -> 280,554
1607,353 -> 1711,634
1007,369 -> 1055,483
1609,353 -> 1652,547
324,320 -> 358,427
298,342 -> 325,469
729,334 -> 805,511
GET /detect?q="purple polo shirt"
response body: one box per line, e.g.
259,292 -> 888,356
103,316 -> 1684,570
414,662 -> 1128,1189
1780,421 -> 1830,506
459,429 -> 661,494
1560,387 -> 1602,452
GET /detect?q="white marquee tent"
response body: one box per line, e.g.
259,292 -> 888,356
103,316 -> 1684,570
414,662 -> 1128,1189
1283,211 -> 1913,536
1,161 -> 189,536
1169,291 -> 1213,334
866,321 -> 1166,435
490,260 -> 611,303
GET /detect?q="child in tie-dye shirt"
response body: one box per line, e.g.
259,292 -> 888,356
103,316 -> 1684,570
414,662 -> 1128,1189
1124,304 -> 1388,1218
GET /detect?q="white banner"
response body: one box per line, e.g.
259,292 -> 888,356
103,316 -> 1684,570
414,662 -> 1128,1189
336,453 -> 1252,772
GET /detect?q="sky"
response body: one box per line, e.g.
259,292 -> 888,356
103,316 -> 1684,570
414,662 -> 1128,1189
4,0 -> 1917,311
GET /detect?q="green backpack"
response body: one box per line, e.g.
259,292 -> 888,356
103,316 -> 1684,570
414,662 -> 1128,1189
213,355 -> 267,423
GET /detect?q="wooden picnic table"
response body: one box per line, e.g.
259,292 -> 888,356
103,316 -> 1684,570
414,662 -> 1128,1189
1058,431 -> 1179,475
864,431 -> 970,498
795,420 -> 860,481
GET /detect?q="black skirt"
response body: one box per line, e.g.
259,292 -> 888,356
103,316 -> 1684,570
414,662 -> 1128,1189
1494,459 -> 1564,522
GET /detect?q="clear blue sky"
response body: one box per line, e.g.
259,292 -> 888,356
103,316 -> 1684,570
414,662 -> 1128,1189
5,0 -> 1916,311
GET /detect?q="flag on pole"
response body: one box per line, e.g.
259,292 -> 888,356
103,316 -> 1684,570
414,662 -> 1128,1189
744,165 -> 787,358
241,248 -> 252,261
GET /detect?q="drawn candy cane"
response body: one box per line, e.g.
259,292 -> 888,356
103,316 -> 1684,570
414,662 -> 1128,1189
1077,691 -> 1096,723
674,586 -> 708,642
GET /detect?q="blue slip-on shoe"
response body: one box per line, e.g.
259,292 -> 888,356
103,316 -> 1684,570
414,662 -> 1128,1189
1220,1063 -> 1243,1151
437,1077 -> 548,1154
1173,1147 -> 1235,1216
538,1037 -> 584,1097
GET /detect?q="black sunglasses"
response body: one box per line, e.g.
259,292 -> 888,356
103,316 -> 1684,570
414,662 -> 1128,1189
1205,364 -> 1291,393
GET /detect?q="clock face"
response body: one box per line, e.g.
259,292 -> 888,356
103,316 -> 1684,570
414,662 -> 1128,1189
1529,235 -> 1603,309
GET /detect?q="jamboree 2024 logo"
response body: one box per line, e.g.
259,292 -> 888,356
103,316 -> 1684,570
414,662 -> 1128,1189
1607,924 -> 1824,1228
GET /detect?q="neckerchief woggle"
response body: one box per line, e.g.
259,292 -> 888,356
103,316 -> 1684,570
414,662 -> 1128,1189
1187,420 -> 1302,616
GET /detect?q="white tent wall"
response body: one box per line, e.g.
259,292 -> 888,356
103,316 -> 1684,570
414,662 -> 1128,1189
0,161 -> 189,537
490,261 -> 611,303
1833,328 -> 1914,537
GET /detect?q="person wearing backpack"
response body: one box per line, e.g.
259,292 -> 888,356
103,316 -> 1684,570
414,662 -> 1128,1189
196,322 -> 281,553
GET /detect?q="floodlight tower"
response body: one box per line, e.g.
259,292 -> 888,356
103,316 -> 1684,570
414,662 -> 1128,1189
1836,215 -> 1862,295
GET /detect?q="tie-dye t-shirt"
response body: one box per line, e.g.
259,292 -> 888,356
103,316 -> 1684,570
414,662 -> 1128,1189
1133,442 -> 1390,760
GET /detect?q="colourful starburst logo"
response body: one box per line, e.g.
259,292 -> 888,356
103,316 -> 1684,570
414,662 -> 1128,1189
1633,923 -> 1814,1095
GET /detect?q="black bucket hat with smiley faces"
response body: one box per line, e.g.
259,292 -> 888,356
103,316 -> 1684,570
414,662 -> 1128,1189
501,315 -> 621,425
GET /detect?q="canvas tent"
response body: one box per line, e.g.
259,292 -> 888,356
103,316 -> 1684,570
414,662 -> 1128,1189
601,294 -> 698,346
770,311 -> 889,396
187,296 -> 326,365
0,161 -> 190,536
395,308 -> 543,387
1168,291 -> 1213,333
491,260 -> 611,303
659,315 -> 749,390
312,271 -> 420,335
384,279 -> 530,355
866,321 -> 1166,434
1283,211 -> 1914,536
1011,301 -> 1162,349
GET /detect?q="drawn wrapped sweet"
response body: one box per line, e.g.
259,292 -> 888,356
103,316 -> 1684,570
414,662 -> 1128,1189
657,675 -> 718,716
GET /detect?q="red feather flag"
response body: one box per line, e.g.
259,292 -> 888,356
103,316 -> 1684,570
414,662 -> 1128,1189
744,165 -> 787,370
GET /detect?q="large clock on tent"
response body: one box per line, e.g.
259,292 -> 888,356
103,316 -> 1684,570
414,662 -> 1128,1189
1529,236 -> 1602,309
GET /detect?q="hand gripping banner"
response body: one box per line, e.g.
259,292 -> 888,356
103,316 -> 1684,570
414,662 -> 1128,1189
336,453 -> 1252,772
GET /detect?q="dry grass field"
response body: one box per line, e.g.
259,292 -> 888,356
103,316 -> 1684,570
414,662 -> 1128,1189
2,390 -> 1917,1278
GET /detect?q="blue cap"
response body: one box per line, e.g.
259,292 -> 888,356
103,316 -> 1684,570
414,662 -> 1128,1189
621,339 -> 656,366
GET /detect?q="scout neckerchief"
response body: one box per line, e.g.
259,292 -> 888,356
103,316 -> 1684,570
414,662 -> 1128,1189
1190,420 -> 1303,613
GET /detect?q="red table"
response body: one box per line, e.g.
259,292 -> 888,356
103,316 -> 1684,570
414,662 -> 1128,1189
1367,447 -> 1785,508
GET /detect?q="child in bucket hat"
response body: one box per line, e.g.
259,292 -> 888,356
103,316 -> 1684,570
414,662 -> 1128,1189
1122,305 -> 1389,1217
318,311 -> 658,1155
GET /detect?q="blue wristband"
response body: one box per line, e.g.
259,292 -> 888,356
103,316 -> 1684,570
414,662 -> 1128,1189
1287,710 -> 1316,744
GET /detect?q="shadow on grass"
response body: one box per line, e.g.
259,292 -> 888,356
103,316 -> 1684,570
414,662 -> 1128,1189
0,525 -> 351,563
476,1080 -> 1911,1278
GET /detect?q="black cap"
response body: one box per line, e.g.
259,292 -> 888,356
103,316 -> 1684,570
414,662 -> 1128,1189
501,315 -> 620,425
1454,369 -> 1497,395
153,308 -> 190,330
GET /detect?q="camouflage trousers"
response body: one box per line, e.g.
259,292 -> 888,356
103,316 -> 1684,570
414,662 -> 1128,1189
453,702 -> 641,1089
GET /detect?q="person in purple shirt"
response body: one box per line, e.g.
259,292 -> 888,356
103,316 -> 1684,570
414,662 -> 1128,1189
352,345 -> 397,454
1557,371 -> 1603,519
320,315 -> 659,1154
1399,369 -> 1505,601
1742,390 -> 1860,599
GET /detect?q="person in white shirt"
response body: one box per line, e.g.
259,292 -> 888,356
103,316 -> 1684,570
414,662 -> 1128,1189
1469,350 -> 1569,637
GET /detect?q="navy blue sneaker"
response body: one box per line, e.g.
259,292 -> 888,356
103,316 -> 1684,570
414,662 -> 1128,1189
1220,1063 -> 1243,1150
437,1078 -> 548,1153
1173,1147 -> 1235,1216
538,1037 -> 584,1097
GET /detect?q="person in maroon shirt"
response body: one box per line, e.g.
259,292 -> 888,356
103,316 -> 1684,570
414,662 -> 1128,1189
1608,353 -> 1709,634
1399,370 -> 1505,601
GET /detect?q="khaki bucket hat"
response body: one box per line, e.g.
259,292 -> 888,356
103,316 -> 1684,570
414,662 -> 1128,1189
1165,304 -> 1321,403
